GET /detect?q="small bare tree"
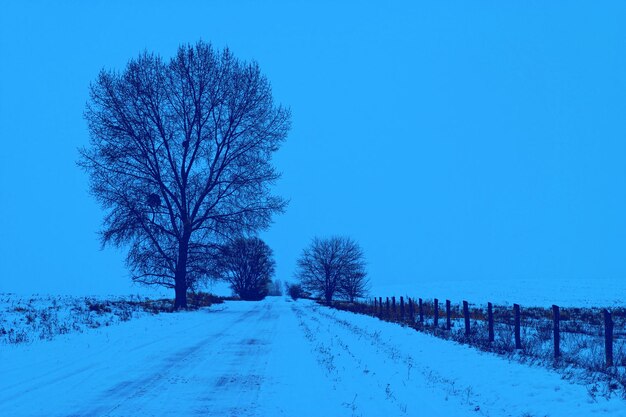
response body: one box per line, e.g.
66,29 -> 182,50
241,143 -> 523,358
79,41 -> 290,308
338,270 -> 369,303
218,237 -> 275,301
295,236 -> 367,303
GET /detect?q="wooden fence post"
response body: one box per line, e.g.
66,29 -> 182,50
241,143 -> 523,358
445,300 -> 451,330
408,298 -> 415,323
488,302 -> 494,343
514,303 -> 521,350
434,298 -> 439,328
419,298 -> 424,323
552,305 -> 560,359
378,297 -> 383,317
604,309 -> 614,367
400,296 -> 405,321
463,300 -> 470,336
386,297 -> 390,319
392,296 -> 397,320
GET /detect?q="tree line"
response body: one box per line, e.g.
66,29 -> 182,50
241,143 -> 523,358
80,40 -> 368,306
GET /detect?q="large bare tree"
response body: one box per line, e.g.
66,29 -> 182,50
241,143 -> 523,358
79,41 -> 290,308
296,236 -> 367,303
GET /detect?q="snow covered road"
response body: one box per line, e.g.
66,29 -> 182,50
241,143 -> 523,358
1,297 -> 624,416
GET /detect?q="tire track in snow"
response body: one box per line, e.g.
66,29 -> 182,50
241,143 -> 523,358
294,302 -> 486,416
1,310 -> 225,403
67,302 -> 275,417
291,303 -> 417,416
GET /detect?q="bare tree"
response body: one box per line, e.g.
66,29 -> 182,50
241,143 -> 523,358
295,236 -> 367,303
286,282 -> 306,300
79,41 -> 290,308
338,270 -> 369,303
217,237 -> 275,301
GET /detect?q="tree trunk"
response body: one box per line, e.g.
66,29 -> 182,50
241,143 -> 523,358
174,278 -> 187,309
174,232 -> 190,309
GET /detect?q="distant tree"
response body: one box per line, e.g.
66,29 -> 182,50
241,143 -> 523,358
218,237 -> 276,301
338,270 -> 369,303
295,236 -> 367,303
268,279 -> 282,296
79,41 -> 290,309
287,283 -> 305,300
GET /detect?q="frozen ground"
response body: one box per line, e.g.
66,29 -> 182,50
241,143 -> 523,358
1,297 -> 625,417
0,294 -> 171,344
373,277 -> 626,308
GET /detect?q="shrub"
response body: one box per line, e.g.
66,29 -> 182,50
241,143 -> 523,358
288,283 -> 305,300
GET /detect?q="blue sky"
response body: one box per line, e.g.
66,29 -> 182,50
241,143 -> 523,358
1,1 -> 626,296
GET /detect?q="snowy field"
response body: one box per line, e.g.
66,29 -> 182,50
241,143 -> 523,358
374,277 -> 626,308
0,294 -> 173,344
1,297 -> 625,417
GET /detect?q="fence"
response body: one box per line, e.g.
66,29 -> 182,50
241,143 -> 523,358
328,295 -> 626,391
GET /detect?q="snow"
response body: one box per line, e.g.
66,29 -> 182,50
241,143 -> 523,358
1,297 -> 624,416
374,277 -> 626,308
0,294 -> 171,344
